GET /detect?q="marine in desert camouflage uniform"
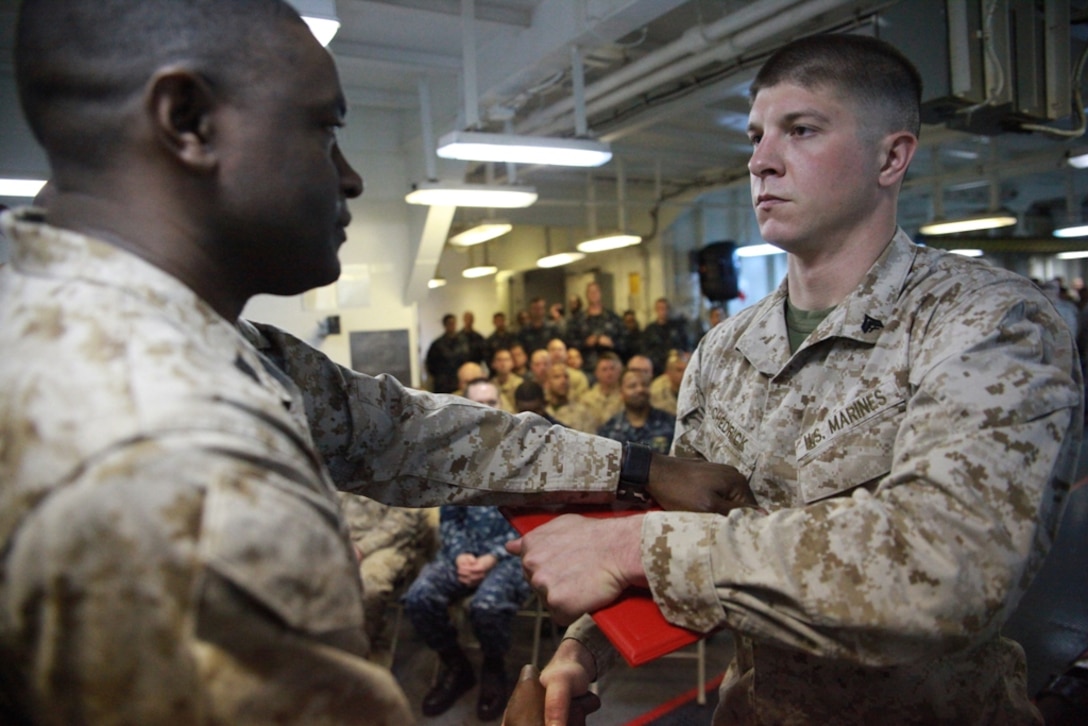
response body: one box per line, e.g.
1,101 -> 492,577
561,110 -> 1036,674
0,2 -> 754,724
513,34 -> 1083,726
336,492 -> 436,656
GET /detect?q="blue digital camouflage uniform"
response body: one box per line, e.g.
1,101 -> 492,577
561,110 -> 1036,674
596,407 -> 676,454
403,506 -> 531,659
567,230 -> 1084,725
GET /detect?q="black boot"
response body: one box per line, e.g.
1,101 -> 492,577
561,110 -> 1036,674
476,655 -> 509,722
422,647 -> 475,717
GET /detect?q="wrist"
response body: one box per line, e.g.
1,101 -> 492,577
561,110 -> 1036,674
617,443 -> 654,503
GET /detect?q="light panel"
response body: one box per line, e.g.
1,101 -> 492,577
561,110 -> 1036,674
437,131 -> 612,168
576,234 -> 641,253
462,264 -> 498,278
919,212 -> 1017,236
536,251 -> 586,268
449,221 -> 512,247
1054,223 -> 1088,238
0,178 -> 47,198
405,182 -> 538,208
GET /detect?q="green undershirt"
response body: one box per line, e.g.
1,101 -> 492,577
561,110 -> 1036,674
785,298 -> 835,354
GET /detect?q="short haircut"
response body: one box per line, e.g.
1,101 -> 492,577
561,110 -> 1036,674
514,380 -> 545,403
596,351 -> 622,367
442,313 -> 456,325
16,0 -> 303,169
749,33 -> 922,138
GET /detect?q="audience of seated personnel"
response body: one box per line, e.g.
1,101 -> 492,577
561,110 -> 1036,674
642,297 -> 692,376
626,354 -> 654,384
565,281 -> 622,372
516,297 -> 559,357
425,313 -> 470,393
580,351 -> 625,431
543,362 -> 597,433
452,361 -> 485,397
615,309 -> 643,363
649,351 -> 688,416
546,337 -> 588,401
596,368 -> 677,454
485,311 -> 518,365
402,380 -> 528,721
489,348 -> 523,414
336,492 -> 437,666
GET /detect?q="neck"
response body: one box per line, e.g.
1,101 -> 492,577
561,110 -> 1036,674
48,192 -> 247,320
785,224 -> 896,310
625,406 -> 649,425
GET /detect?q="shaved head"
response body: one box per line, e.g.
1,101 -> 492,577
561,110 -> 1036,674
16,0 -> 305,171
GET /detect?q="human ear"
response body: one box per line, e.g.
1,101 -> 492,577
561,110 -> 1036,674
147,68 -> 217,172
877,131 -> 917,189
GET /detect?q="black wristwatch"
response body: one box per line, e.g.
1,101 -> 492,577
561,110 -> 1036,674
617,442 -> 654,503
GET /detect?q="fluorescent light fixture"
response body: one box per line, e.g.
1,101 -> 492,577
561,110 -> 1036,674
462,264 -> 498,278
437,131 -> 612,168
948,248 -> 984,257
1054,223 -> 1088,238
287,0 -> 340,46
405,181 -> 538,208
576,233 -> 641,253
536,251 -> 586,268
1057,250 -> 1088,260
736,243 -> 786,258
1067,150 -> 1088,169
449,221 -> 512,247
0,178 -> 47,198
427,277 -> 447,289
919,211 -> 1017,236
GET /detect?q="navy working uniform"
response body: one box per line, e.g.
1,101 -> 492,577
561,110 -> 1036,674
596,407 -> 676,454
403,506 -> 530,659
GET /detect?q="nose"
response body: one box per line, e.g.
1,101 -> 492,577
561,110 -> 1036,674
748,136 -> 780,178
335,144 -> 364,199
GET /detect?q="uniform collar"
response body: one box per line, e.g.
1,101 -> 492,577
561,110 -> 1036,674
737,228 -> 918,376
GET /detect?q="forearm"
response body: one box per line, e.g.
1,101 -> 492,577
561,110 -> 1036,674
247,321 -> 622,506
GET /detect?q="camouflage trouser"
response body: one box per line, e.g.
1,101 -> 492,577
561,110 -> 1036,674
402,555 -> 531,659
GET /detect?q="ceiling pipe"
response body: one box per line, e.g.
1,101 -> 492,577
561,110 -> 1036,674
520,0 -> 806,132
522,0 -> 871,138
461,0 -> 480,129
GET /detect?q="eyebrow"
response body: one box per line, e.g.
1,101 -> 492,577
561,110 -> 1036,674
748,107 -> 832,132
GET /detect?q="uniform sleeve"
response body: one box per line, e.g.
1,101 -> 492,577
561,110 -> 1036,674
644,287 -> 1083,666
2,439 -> 412,725
246,321 -> 622,507
439,505 -> 472,560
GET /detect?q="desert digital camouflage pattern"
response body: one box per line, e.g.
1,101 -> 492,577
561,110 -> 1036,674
571,229 -> 1082,725
0,210 -> 621,724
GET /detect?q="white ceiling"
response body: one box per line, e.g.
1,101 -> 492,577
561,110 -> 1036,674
3,0 -> 1088,256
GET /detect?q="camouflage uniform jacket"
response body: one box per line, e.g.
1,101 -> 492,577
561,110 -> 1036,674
570,230 -> 1083,725
581,384 -> 625,430
0,212 -> 621,724
648,374 -> 679,415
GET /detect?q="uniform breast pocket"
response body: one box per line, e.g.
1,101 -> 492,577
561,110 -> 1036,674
795,383 -> 905,504
200,475 -> 364,634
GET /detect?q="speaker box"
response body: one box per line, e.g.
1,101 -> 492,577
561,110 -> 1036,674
695,241 -> 739,301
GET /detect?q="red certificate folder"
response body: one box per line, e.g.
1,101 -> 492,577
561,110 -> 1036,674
501,504 -> 701,667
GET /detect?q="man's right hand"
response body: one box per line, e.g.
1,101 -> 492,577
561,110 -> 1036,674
502,641 -> 601,726
646,455 -> 758,515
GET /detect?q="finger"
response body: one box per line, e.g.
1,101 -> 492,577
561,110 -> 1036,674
543,675 -> 573,726
502,665 -> 546,726
506,538 -> 524,555
568,692 -> 602,726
